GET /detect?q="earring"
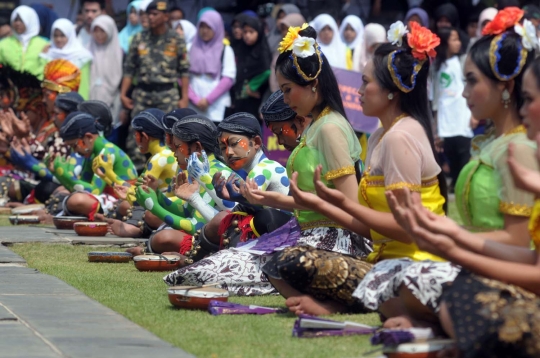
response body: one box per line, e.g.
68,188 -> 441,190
388,93 -> 394,100
84,148 -> 90,153
312,87 -> 316,93
502,89 -> 511,109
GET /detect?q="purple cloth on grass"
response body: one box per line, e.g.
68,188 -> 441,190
236,217 -> 301,254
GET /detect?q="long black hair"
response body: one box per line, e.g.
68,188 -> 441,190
530,56 -> 540,91
469,31 -> 535,115
434,27 -> 457,72
373,42 -> 448,212
275,25 -> 347,120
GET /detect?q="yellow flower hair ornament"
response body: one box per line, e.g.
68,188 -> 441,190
278,23 -> 323,82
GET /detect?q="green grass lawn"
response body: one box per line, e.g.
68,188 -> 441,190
10,243 -> 381,358
6,201 -> 461,358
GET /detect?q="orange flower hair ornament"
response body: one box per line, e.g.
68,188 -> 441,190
278,23 -> 323,82
482,7 -> 523,36
481,7 -> 535,82
386,21 -> 440,93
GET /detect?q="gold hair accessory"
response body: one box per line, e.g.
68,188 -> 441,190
489,33 -> 528,81
40,80 -> 73,94
387,50 -> 425,93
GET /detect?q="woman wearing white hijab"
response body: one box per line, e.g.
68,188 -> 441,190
88,15 -> 123,124
173,20 -> 196,51
466,7 -> 497,53
138,0 -> 153,29
352,23 -> 386,73
0,5 -> 49,79
339,15 -> 364,70
310,14 -> 348,69
41,18 -> 93,99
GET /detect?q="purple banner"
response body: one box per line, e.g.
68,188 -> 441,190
263,125 -> 291,166
333,68 -> 380,134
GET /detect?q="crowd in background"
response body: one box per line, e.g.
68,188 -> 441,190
2,3 -> 540,356
0,0 -> 540,178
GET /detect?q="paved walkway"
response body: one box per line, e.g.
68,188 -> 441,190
0,228 -> 192,358
0,226 -> 146,246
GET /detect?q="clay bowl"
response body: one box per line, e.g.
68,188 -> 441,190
74,222 -> 108,236
167,286 -> 229,310
133,254 -> 182,272
9,215 -> 40,225
11,204 -> 45,215
384,339 -> 456,358
53,216 -> 88,230
88,251 -> 132,263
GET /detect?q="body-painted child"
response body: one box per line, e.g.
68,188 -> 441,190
127,113 -> 236,255
56,111 -> 137,219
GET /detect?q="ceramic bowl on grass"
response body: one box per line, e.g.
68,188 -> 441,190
384,339 -> 456,358
11,204 -> 44,215
74,222 -> 108,236
52,216 -> 88,230
167,286 -> 229,310
9,215 -> 40,225
88,251 -> 132,263
133,254 -> 182,272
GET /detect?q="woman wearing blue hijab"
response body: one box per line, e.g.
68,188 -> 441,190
30,3 -> 59,40
118,0 -> 143,53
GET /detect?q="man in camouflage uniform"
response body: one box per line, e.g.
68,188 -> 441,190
121,0 -> 189,171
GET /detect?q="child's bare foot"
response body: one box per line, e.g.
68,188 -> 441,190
96,214 -> 142,238
383,315 -> 415,329
285,295 -> 346,316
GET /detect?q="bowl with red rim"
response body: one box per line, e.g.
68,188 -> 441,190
167,286 -> 229,310
133,254 -> 182,272
52,216 -> 88,230
74,222 -> 108,236
9,215 -> 40,225
88,251 -> 132,263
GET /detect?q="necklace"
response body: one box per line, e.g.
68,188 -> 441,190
503,124 -> 526,136
378,113 -> 408,144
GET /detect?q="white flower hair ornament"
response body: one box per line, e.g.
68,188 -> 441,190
515,19 -> 539,51
387,21 -> 409,46
292,36 -> 316,58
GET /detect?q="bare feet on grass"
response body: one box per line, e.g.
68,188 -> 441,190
95,214 -> 142,238
285,295 -> 346,316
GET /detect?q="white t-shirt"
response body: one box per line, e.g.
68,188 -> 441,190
435,56 -> 473,138
77,27 -> 92,49
189,45 -> 236,122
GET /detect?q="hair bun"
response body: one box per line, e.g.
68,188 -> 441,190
298,26 -> 317,40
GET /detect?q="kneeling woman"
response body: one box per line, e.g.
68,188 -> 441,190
163,25 -> 371,296
56,111 -> 137,219
262,21 -> 448,314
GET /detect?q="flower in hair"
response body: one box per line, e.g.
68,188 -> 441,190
515,19 -> 538,51
482,7 -> 523,36
292,36 -> 316,58
407,21 -> 440,60
278,23 -> 309,53
387,21 -> 408,46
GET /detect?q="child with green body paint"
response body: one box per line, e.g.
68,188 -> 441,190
56,111 -> 137,219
